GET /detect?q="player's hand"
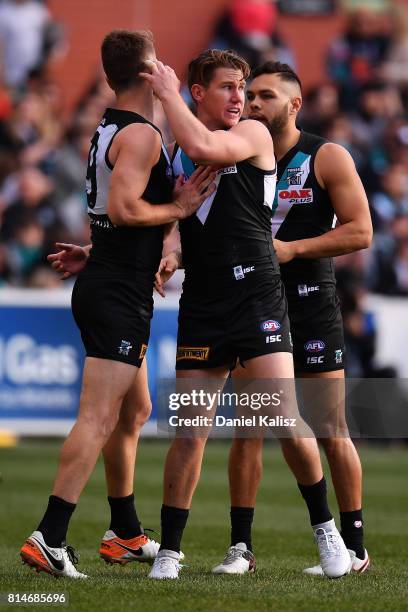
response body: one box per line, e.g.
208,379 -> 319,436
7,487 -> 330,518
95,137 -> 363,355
139,60 -> 180,100
173,165 -> 216,220
273,239 -> 297,264
154,251 -> 181,298
47,243 -> 89,279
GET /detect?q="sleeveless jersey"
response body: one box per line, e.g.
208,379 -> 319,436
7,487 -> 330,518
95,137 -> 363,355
172,144 -> 277,279
273,131 -> 336,290
84,108 -> 173,280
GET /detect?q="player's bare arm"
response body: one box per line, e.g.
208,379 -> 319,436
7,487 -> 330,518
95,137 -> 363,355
140,61 -> 273,168
273,144 -> 373,263
107,123 -> 215,226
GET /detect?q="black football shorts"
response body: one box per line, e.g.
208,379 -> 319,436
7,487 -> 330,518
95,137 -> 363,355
286,284 -> 345,374
176,270 -> 292,370
71,272 -> 152,367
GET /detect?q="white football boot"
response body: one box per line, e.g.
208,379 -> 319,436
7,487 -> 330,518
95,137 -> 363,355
304,548 -> 370,575
212,542 -> 256,574
21,531 -> 87,579
312,519 -> 352,578
148,549 -> 183,579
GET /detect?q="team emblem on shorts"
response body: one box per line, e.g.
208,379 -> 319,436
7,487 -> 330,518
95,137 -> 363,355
335,349 -> 343,364
118,340 -> 133,356
261,320 -> 281,332
304,340 -> 325,353
176,346 -> 210,361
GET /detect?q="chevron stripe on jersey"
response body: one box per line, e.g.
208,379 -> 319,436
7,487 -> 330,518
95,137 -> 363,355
271,151 -> 311,238
171,144 -> 277,272
273,131 -> 337,288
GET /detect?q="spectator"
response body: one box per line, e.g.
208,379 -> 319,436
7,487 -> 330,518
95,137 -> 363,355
300,82 -> 340,136
371,163 -> 408,231
0,0 -> 62,91
379,3 -> 408,102
212,0 -> 295,68
327,7 -> 391,108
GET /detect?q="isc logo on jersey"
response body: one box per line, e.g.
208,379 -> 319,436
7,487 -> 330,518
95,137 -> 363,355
278,188 -> 313,205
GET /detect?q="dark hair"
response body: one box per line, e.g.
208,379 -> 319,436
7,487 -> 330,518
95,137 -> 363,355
251,61 -> 302,92
101,29 -> 154,92
188,49 -> 250,92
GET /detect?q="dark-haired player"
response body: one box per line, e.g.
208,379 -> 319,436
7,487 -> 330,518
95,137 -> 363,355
213,62 -> 372,575
20,30 -> 214,579
142,51 -> 352,580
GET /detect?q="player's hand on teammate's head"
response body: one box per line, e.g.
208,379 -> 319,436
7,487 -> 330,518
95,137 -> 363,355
154,251 -> 180,298
173,165 -> 216,220
139,60 -> 180,100
47,243 -> 89,280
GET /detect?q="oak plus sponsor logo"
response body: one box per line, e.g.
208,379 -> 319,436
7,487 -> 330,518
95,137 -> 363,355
216,164 -> 237,176
335,349 -> 343,364
277,188 -> 313,205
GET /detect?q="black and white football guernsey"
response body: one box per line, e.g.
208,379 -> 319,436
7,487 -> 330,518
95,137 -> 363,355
172,144 -> 292,369
71,109 -> 173,367
273,131 -> 345,373
273,131 -> 336,293
172,143 -> 279,284
84,108 -> 173,282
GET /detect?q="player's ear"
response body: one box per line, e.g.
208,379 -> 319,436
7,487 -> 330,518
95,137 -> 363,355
191,84 -> 205,103
142,59 -> 156,74
290,96 -> 302,115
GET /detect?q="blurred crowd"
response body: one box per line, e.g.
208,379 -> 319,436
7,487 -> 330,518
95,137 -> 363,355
0,0 -> 407,312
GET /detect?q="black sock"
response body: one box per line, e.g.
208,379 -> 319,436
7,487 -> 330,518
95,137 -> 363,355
340,509 -> 365,559
230,507 -> 254,551
159,504 -> 189,553
298,477 -> 333,526
108,494 -> 143,539
36,495 -> 76,548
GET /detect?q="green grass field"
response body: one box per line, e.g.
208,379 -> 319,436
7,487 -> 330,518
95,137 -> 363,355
1,440 -> 407,612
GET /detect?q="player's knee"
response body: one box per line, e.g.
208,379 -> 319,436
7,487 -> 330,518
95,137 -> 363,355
119,400 -> 152,434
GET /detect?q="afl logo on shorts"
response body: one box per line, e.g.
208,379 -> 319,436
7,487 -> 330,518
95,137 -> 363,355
261,320 -> 281,333
304,340 -> 325,353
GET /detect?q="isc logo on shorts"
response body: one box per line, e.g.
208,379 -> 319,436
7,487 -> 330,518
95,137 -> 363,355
176,346 -> 210,361
307,355 -> 324,364
266,335 -> 282,343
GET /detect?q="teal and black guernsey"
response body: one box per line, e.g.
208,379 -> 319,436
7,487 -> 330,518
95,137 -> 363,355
273,131 -> 336,290
171,143 -> 277,284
